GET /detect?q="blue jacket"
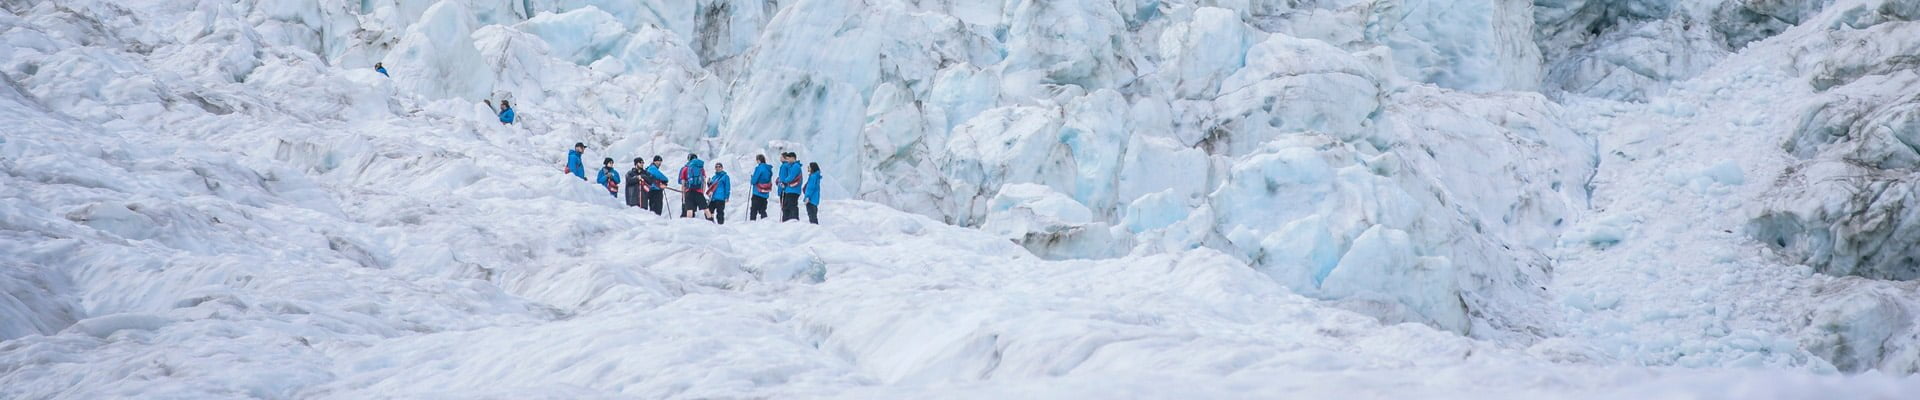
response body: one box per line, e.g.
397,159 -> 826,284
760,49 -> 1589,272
645,165 -> 668,190
596,167 -> 620,196
709,171 -> 732,201
779,162 -> 803,195
805,172 -> 822,205
376,66 -> 388,76
750,163 -> 773,198
499,107 -> 515,124
566,150 -> 586,180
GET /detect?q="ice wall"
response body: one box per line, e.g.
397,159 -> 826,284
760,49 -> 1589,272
0,0 -> 1600,338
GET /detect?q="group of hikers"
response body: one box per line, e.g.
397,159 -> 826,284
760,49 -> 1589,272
375,63 -> 807,221
564,143 -> 823,224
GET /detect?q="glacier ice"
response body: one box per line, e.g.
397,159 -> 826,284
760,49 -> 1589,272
5,0 -> 1920,397
384,0 -> 493,101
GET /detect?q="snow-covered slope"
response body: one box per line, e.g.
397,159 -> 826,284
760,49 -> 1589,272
3,0 -> 1920,397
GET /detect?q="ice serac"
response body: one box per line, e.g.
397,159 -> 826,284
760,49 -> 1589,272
384,0 -> 492,101
1158,7 -> 1256,100
516,6 -> 626,67
1002,0 -> 1138,90
1377,0 -> 1542,92
1746,4 -> 1920,282
1208,34 -> 1382,155
1747,161 -> 1920,281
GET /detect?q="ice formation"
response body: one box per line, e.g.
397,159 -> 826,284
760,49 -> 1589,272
5,0 -> 1920,397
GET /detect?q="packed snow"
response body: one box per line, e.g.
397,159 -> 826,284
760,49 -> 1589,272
4,0 -> 1920,398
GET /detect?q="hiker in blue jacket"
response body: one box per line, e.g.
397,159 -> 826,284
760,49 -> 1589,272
706,163 -> 732,224
679,154 -> 708,218
595,158 -> 620,198
749,154 -> 773,221
805,162 -> 823,224
644,156 -> 669,215
497,101 -> 515,124
778,152 -> 804,222
375,62 -> 388,77
564,143 -> 586,180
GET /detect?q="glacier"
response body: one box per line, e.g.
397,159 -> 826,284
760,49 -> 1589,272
4,0 -> 1920,398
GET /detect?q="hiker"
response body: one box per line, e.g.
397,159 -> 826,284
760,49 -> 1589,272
749,154 -> 773,221
644,156 -> 669,215
805,162 -> 822,224
707,162 -> 731,224
679,154 -> 708,218
375,62 -> 388,77
595,158 -> 620,198
625,157 -> 646,208
778,152 -> 803,222
564,143 -> 586,180
496,100 -> 515,124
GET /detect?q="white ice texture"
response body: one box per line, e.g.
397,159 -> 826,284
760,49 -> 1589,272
5,0 -> 1920,398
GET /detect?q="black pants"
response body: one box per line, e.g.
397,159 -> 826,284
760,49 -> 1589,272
781,193 -> 800,221
709,200 -> 727,224
806,203 -> 818,224
647,190 -> 664,215
749,196 -> 768,220
683,191 -> 706,217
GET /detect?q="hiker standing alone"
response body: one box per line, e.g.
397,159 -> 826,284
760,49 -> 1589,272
564,143 -> 586,180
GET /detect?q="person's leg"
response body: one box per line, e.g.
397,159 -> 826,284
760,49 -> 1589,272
754,196 -> 768,220
681,192 -> 693,218
807,203 -> 818,224
713,200 -> 726,224
650,191 -> 664,215
783,194 -> 799,221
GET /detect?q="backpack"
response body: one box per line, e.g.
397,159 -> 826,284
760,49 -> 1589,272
684,159 -> 706,190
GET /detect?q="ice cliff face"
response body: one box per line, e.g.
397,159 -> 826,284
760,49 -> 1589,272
4,0 -> 1920,397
